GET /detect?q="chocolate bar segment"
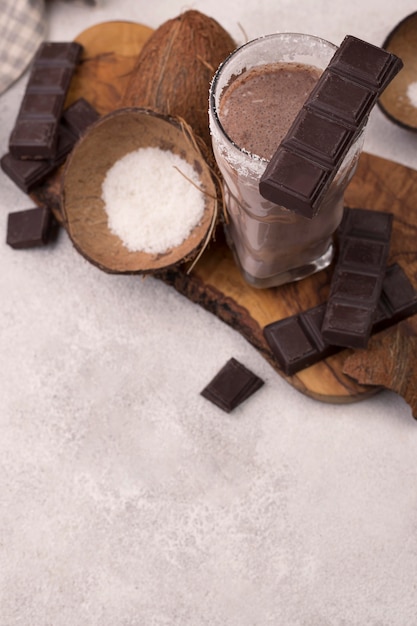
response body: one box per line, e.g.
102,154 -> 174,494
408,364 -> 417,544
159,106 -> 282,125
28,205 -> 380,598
373,263 -> 417,330
328,36 -> 403,91
32,41 -> 82,67
263,303 -> 337,376
201,358 -> 264,412
27,66 -> 73,93
321,208 -> 393,349
259,35 -> 403,217
61,97 -> 100,139
337,203 -> 393,240
1,99 -> 99,193
9,42 -> 83,160
307,72 -> 377,126
263,263 -> 417,376
284,108 -> 355,167
6,206 -> 56,249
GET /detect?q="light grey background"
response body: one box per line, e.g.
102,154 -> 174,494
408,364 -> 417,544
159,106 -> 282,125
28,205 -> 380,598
1,1 -> 417,624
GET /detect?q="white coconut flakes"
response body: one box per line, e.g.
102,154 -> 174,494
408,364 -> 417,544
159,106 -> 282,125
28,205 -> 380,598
101,146 -> 206,254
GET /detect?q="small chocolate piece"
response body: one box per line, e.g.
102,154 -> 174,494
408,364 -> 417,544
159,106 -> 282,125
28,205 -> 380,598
9,41 -> 83,160
61,97 -> 100,139
1,99 -> 99,193
263,263 -> 417,376
321,207 -> 393,349
263,303 -> 338,376
6,206 -> 55,249
201,358 -> 264,412
373,263 -> 417,331
259,35 -> 403,217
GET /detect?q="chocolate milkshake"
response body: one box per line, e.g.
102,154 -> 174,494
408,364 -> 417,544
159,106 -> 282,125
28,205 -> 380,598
209,34 -> 366,288
219,62 -> 320,160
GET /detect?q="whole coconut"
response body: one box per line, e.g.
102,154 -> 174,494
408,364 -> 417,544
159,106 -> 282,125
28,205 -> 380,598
122,10 -> 236,147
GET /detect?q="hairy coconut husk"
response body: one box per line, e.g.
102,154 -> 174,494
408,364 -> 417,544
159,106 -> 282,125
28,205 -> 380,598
122,10 -> 236,147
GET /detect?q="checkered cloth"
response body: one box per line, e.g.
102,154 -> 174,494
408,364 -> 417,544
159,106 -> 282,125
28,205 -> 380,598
0,0 -> 46,95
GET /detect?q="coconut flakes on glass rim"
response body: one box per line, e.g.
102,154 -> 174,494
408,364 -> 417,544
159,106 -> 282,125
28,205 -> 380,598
101,146 -> 206,255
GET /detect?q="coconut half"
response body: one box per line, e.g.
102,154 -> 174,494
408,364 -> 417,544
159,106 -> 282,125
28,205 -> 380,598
61,107 -> 218,274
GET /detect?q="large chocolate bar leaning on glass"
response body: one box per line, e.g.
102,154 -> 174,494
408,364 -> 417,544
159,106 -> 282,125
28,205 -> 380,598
263,263 -> 417,376
259,35 -> 403,218
1,98 -> 99,193
8,42 -> 83,160
321,207 -> 393,349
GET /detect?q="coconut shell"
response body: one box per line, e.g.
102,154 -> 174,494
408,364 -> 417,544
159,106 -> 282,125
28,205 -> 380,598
378,11 -> 417,131
122,10 -> 236,147
61,107 -> 218,274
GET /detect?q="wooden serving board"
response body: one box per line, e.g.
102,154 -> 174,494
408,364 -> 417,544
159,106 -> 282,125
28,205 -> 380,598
30,21 -> 417,405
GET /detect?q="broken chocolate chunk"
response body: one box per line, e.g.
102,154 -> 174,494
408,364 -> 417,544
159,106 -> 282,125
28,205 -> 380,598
201,357 -> 264,412
6,206 -> 55,249
61,97 -> 100,139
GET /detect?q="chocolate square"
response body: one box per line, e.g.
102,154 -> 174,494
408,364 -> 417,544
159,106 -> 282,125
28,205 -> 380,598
34,42 -> 83,66
26,66 -> 72,93
283,109 -> 354,166
61,97 -> 100,138
201,358 -> 264,412
20,92 -> 66,120
330,270 -> 380,302
308,72 -> 376,126
339,239 -> 389,272
6,207 -> 54,249
329,36 -> 403,90
9,119 -> 58,159
258,148 -> 329,216
263,316 -> 321,376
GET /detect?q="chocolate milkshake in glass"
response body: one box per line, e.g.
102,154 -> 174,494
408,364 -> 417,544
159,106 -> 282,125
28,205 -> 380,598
209,33 -> 366,288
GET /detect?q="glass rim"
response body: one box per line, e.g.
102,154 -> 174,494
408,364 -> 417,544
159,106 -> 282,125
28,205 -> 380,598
208,32 -> 337,162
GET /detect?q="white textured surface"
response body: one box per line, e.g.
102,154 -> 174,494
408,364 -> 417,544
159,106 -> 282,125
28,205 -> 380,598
1,1 -> 417,624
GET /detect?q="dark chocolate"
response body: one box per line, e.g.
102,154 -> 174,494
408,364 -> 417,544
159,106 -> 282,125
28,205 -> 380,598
264,302 -> 338,376
321,207 -> 393,349
263,263 -> 417,376
9,42 -> 83,160
1,98 -> 99,193
6,206 -> 55,249
259,35 -> 403,218
201,358 -> 264,412
61,97 -> 100,139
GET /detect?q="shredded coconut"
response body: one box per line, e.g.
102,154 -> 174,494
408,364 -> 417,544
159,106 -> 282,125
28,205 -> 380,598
406,81 -> 417,108
101,147 -> 206,254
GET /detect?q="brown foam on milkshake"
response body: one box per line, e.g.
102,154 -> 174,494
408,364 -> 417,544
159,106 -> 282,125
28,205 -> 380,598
219,62 -> 321,160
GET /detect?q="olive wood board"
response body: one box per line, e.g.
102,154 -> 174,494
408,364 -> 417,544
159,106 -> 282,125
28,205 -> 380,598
29,21 -> 417,406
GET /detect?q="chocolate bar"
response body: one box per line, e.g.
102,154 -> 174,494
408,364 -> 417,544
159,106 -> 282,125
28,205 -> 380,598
259,35 -> 403,218
1,98 -> 99,193
201,358 -> 264,412
321,207 -> 393,348
9,42 -> 83,160
263,263 -> 417,376
6,206 -> 56,249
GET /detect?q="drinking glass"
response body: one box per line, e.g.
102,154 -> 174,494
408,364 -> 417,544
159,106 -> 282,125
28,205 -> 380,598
209,33 -> 366,288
